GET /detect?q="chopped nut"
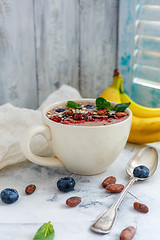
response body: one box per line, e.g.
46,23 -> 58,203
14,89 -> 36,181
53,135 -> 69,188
116,112 -> 128,117
73,113 -> 82,120
98,109 -> 106,116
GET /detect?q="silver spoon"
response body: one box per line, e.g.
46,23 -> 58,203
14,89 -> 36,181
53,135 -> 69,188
91,146 -> 158,234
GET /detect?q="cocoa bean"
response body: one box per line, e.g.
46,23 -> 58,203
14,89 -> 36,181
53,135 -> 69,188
66,196 -> 81,207
120,226 -> 136,240
25,184 -> 36,195
105,183 -> 124,193
134,202 -> 149,213
102,176 -> 116,188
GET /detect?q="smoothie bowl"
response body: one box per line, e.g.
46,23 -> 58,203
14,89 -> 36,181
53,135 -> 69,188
21,98 -> 132,175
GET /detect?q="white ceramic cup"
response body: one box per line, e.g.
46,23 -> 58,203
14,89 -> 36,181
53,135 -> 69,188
20,99 -> 132,175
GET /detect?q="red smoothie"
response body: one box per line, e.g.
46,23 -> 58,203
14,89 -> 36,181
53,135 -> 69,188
46,100 -> 129,126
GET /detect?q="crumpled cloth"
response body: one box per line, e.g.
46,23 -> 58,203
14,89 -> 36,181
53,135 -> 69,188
0,85 -> 81,169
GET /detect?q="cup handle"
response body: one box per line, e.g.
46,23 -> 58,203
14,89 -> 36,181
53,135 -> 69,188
20,125 -> 64,168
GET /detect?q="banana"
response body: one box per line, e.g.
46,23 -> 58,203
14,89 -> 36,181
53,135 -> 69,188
127,115 -> 160,144
101,69 -> 160,144
120,80 -> 160,118
128,124 -> 160,144
101,69 -> 122,103
131,115 -> 160,132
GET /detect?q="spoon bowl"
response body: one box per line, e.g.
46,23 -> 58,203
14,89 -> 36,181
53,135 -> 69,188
126,146 -> 158,180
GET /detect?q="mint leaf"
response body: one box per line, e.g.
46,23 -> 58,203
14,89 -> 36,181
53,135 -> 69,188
114,102 -> 131,112
96,97 -> 111,111
96,97 -> 106,106
33,221 -> 55,240
66,101 -> 82,109
97,102 -> 111,111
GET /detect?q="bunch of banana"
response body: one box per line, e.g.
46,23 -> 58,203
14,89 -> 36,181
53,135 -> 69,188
101,69 -> 160,144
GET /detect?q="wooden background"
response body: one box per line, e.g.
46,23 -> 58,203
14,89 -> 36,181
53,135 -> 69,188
0,0 -> 118,109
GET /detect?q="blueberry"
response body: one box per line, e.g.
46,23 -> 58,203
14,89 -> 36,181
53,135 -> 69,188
84,104 -> 95,109
57,177 -> 75,192
0,188 -> 19,204
55,108 -> 66,113
133,165 -> 150,178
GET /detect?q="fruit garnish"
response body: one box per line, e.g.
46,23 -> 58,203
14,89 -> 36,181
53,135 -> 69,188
84,104 -> 95,109
55,108 -> 66,113
66,101 -> 82,109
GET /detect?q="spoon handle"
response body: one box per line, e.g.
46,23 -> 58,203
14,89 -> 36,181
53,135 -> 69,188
91,177 -> 137,234
112,177 -> 137,209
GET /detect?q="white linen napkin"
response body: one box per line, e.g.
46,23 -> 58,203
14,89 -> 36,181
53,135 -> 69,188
0,85 -> 82,169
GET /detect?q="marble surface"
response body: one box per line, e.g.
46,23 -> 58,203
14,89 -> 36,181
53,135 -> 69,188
0,142 -> 159,240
